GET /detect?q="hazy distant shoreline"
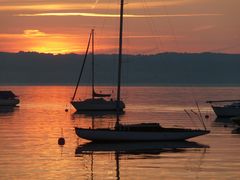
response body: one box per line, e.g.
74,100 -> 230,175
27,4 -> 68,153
1,52 -> 240,86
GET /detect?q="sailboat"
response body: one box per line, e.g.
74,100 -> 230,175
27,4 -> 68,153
71,29 -> 125,111
74,0 -> 210,141
207,99 -> 240,117
75,122 -> 210,142
75,110 -> 210,141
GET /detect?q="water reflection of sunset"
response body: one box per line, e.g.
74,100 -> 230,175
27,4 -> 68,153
1,86 -> 240,179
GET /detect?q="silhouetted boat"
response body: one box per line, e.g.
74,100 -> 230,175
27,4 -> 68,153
0,91 -> 20,107
71,29 -> 125,111
207,100 -> 240,117
75,122 -> 209,142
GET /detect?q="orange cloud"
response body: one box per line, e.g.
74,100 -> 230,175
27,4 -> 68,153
0,1 -> 191,11
0,4 -> 93,11
129,0 -> 192,8
17,12 -> 223,18
23,30 -> 46,37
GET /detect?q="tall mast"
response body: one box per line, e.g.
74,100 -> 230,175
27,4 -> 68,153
91,29 -> 95,99
117,0 -> 124,106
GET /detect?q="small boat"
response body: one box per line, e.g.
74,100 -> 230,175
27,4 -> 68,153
0,91 -> 20,107
71,29 -> 125,111
71,97 -> 125,111
207,100 -> 240,117
75,122 -> 210,142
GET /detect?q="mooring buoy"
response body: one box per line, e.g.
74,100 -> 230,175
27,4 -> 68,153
58,137 -> 65,145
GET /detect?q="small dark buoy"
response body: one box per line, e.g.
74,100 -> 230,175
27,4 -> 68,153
65,108 -> 68,112
205,115 -> 209,119
58,137 -> 65,145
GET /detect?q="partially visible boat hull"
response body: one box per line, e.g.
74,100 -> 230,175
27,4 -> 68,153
75,127 -> 209,142
71,99 -> 125,111
0,99 -> 20,107
212,106 -> 240,117
231,117 -> 240,126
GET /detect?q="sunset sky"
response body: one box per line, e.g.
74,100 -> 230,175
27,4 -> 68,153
0,0 -> 239,54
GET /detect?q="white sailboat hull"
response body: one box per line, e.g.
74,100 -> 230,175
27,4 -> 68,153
212,106 -> 240,117
71,98 -> 125,111
0,99 -> 20,106
75,127 -> 209,142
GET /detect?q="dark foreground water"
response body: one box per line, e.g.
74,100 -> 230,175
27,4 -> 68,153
0,86 -> 240,179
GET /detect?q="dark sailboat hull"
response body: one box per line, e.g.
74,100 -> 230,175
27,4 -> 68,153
0,99 -> 20,107
75,127 -> 210,142
71,98 -> 125,111
212,106 -> 240,117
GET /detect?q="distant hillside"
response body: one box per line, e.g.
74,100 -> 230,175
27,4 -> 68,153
1,52 -> 240,86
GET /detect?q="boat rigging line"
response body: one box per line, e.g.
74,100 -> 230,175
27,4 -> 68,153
184,109 -> 198,128
72,30 -> 92,101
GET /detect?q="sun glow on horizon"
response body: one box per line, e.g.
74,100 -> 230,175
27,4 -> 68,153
0,28 -> 186,54
0,29 -> 87,54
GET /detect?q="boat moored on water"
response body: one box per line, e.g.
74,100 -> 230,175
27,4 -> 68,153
207,100 -> 240,117
71,98 -> 125,111
75,123 -> 210,142
0,91 -> 20,107
70,29 -> 125,112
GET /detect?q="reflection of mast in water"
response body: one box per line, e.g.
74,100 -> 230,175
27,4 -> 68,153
84,151 -> 120,180
91,153 -> 94,180
71,110 -> 125,131
115,152 -> 120,180
75,141 -> 209,180
194,148 -> 207,179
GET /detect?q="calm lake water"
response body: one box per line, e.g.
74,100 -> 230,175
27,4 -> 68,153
0,86 -> 240,179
